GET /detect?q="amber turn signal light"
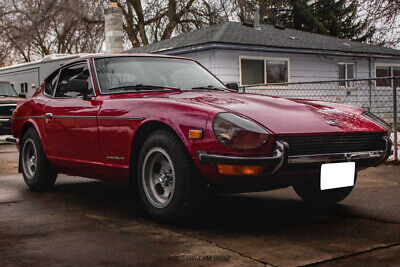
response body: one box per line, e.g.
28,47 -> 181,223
217,164 -> 264,176
189,130 -> 203,139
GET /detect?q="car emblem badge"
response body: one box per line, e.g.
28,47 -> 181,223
326,120 -> 338,126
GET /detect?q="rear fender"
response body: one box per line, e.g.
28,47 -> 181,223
18,119 -> 46,173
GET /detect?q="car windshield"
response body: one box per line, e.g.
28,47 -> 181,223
94,56 -> 227,93
0,82 -> 17,97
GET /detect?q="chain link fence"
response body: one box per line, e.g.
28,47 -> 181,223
242,76 -> 400,161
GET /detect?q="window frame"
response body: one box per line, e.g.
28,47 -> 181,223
43,70 -> 60,98
52,59 -> 96,99
239,56 -> 290,86
375,63 -> 400,88
338,62 -> 355,88
92,55 -> 227,95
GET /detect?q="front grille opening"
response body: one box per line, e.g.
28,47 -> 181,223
278,133 -> 386,156
0,105 -> 16,116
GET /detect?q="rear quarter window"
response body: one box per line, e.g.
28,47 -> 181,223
44,71 -> 59,96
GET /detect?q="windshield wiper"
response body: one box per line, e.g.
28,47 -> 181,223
191,85 -> 227,92
108,84 -> 181,92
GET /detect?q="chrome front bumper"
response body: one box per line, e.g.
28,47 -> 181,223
198,136 -> 392,173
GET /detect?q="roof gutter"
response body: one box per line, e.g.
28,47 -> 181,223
151,42 -> 400,59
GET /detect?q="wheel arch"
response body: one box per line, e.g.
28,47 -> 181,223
129,120 -> 191,185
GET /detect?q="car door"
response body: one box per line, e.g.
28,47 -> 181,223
43,61 -> 101,173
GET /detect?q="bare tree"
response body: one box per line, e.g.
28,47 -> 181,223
0,0 -> 105,65
359,0 -> 400,47
110,0 -> 231,47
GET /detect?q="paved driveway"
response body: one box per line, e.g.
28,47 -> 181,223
1,144 -> 399,266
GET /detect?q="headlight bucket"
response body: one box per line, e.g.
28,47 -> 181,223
362,111 -> 392,136
213,113 -> 270,150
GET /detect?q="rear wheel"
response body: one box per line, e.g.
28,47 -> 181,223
293,173 -> 355,206
137,130 -> 206,221
21,128 -> 57,191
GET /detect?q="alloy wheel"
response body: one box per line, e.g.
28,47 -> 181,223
142,147 -> 176,208
22,138 -> 38,179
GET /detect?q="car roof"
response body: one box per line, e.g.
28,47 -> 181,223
70,53 -> 191,63
44,53 -> 196,82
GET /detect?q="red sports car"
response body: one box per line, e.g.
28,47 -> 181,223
11,54 -> 392,220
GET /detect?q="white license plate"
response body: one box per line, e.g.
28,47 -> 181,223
320,162 -> 355,190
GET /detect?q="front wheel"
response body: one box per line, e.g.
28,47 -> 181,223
137,130 -> 206,221
292,173 -> 355,206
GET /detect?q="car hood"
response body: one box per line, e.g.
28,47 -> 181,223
0,96 -> 22,104
168,91 -> 384,135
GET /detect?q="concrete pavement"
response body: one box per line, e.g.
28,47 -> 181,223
1,144 -> 399,266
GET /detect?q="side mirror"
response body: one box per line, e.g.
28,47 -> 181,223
226,82 -> 239,92
70,79 -> 89,99
18,93 -> 26,98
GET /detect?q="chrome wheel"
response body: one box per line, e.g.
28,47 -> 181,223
142,147 -> 176,208
22,138 -> 37,179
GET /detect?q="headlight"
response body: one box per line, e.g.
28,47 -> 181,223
213,113 -> 270,149
362,111 -> 392,136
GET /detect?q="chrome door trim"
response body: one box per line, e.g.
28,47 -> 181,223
98,116 -> 143,120
12,116 -> 46,120
12,115 -> 143,120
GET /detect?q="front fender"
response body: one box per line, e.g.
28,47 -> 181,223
136,114 -> 213,157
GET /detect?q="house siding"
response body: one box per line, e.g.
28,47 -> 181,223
178,48 -> 400,84
176,48 -> 400,124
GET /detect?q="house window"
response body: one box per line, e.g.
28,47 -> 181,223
266,61 -> 288,83
338,63 -> 355,87
241,59 -> 264,85
240,57 -> 289,85
376,65 -> 400,87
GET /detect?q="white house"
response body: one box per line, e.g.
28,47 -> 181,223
2,21 -> 400,97
129,21 -> 400,87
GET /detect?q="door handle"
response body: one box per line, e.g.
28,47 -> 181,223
45,113 -> 53,119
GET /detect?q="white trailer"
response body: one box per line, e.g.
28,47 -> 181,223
0,54 -> 93,97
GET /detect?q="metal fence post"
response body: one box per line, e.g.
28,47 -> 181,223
393,77 -> 398,161
369,79 -> 372,110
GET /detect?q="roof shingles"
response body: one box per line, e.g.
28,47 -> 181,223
129,21 -> 400,56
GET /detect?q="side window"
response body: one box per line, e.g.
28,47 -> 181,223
45,71 -> 59,96
241,59 -> 264,85
55,63 -> 94,98
338,63 -> 355,87
240,57 -> 289,85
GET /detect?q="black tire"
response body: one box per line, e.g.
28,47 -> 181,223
137,130 -> 206,221
20,127 -> 57,191
292,173 -> 355,206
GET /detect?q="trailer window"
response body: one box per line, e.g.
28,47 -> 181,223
20,83 -> 28,93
